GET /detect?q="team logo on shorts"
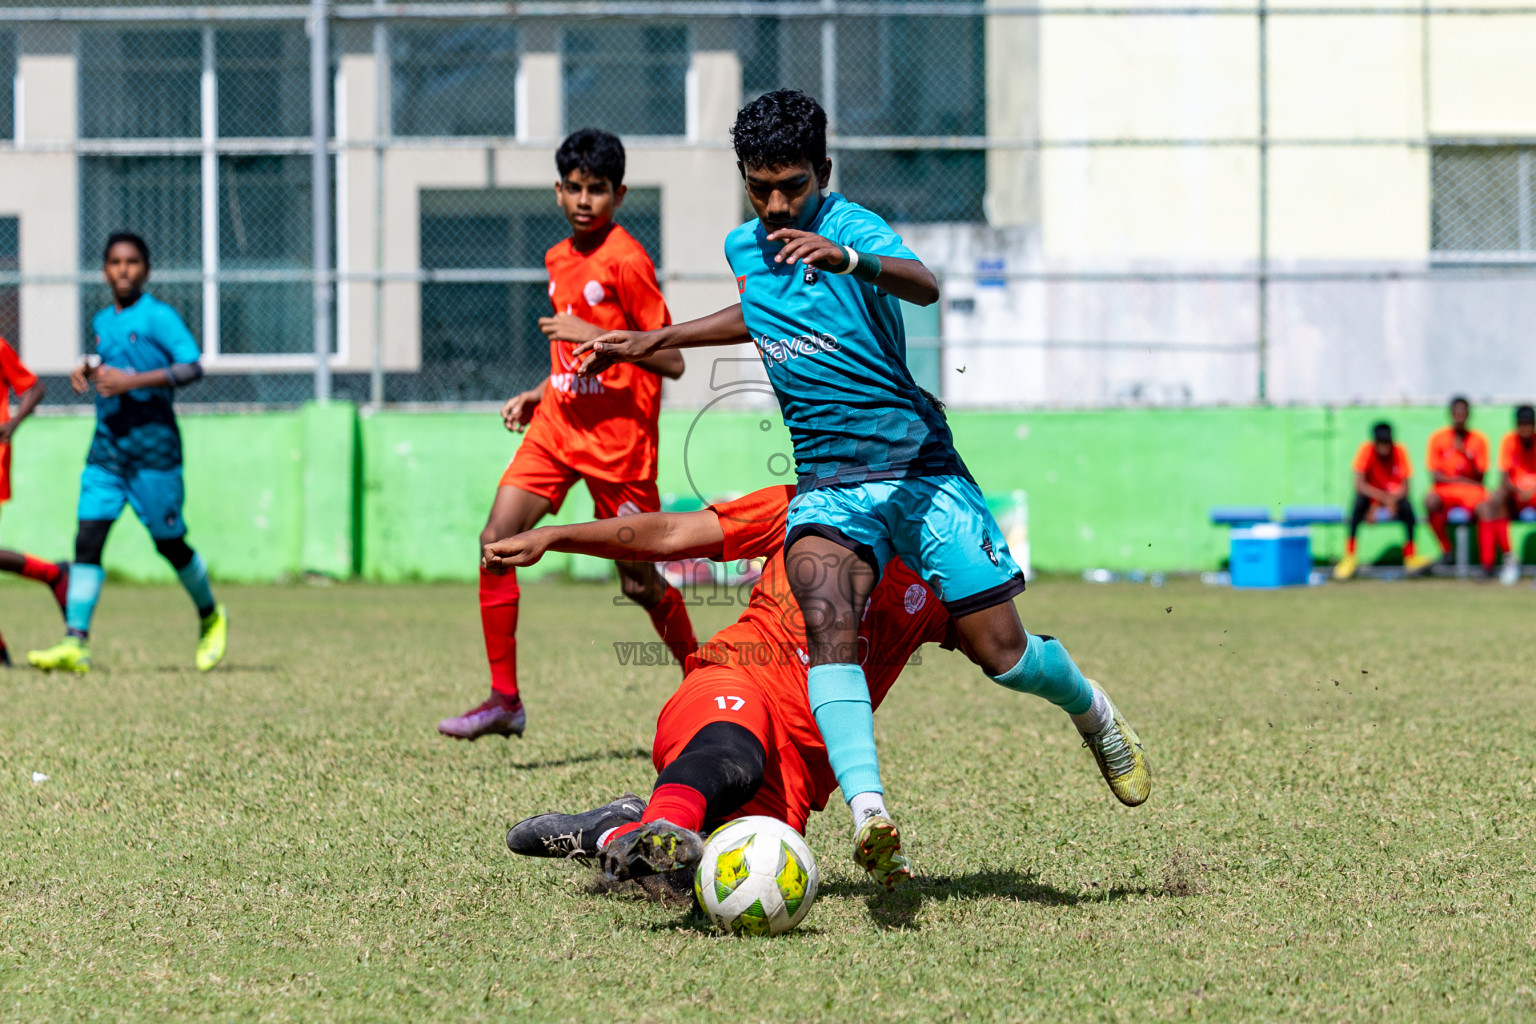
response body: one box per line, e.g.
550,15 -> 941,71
980,535 -> 999,566
903,584 -> 926,615
613,500 -> 642,518
583,280 -> 606,306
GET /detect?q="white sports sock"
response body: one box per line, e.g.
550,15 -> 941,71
1070,685 -> 1112,736
596,826 -> 624,850
847,791 -> 890,835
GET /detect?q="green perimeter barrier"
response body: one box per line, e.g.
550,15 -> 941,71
2,401 -> 1526,583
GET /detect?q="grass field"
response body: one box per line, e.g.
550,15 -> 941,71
2,576 -> 1534,1022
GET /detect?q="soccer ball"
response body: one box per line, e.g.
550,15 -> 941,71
693,816 -> 819,936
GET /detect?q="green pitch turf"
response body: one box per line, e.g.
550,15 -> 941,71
1,577 -> 1533,1022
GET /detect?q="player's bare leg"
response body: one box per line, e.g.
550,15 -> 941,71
784,536 -> 910,886
955,600 -> 1150,807
439,486 -> 551,740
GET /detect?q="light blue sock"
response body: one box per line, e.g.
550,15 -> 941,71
65,563 -> 105,636
807,663 -> 884,799
990,633 -> 1094,715
175,552 -> 216,618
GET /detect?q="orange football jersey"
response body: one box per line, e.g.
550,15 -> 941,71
522,224 -> 670,483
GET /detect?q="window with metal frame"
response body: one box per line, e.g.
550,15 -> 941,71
417,187 -> 661,401
1432,146 -> 1536,257
564,23 -> 688,138
392,23 -> 519,138
78,28 -> 201,139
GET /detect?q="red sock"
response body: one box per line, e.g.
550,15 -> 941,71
1496,519 -> 1511,556
479,567 -> 520,700
1403,539 -> 1417,558
646,585 -> 698,669
19,555 -> 61,585
1478,520 -> 1499,569
1428,512 -> 1451,553
1346,536 -> 1358,555
597,784 -> 710,850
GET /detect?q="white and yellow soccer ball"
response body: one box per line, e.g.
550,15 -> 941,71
693,816 -> 819,936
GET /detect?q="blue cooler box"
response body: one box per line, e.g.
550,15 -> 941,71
1229,524 -> 1311,588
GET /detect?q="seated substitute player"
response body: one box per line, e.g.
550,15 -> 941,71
488,485 -> 1136,889
0,335 -> 71,662
437,128 -> 697,741
1487,404 -> 1536,585
27,233 -> 227,675
1423,396 -> 1490,563
571,91 -> 1148,878
1334,421 -> 1433,580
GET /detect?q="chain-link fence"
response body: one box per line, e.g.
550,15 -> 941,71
1,2 -> 1534,409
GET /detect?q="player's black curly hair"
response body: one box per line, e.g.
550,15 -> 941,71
730,90 -> 827,170
103,232 -> 150,266
556,127 -> 626,187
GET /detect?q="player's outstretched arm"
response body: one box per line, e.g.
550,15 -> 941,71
482,509 -> 728,573
572,304 -> 748,377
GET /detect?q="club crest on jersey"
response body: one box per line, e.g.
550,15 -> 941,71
980,535 -> 999,566
736,275 -> 746,293
903,584 -> 927,615
583,280 -> 606,306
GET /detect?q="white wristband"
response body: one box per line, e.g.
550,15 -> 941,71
833,246 -> 858,275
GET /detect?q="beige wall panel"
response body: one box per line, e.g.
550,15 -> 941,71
1428,15 -> 1536,136
1268,17 -> 1422,139
1267,146 -> 1428,259
520,53 -> 562,142
691,51 -> 741,140
987,14 -> 1039,228
1042,147 -> 1259,261
1041,17 -> 1258,140
0,153 -> 79,369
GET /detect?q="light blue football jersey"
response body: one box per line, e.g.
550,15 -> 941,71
724,192 -> 965,489
88,293 -> 201,472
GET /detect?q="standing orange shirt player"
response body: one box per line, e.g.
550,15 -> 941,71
1486,404 -> 1536,583
438,128 -> 697,741
1335,421 -> 1432,579
0,338 -> 72,662
1423,395 -> 1490,559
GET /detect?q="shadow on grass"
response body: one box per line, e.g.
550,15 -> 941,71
639,868 -> 1162,935
506,746 -> 651,771
821,869 -> 1156,931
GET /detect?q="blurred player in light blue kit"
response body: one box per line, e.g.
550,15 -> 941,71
28,233 -> 228,675
574,91 -> 1149,888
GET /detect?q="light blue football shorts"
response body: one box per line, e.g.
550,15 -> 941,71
785,474 -> 1025,615
78,462 -> 187,539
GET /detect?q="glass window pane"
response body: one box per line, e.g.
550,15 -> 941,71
219,282 -> 313,355
836,15 -> 985,137
392,23 -> 518,137
835,149 -> 985,224
565,23 -> 687,137
79,28 -> 201,139
219,154 -> 312,269
1432,146 -> 1535,253
218,155 -> 318,355
0,217 -> 17,345
217,26 -> 309,138
738,17 -> 821,101
78,156 -> 202,356
0,32 -> 15,143
79,156 -> 201,269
